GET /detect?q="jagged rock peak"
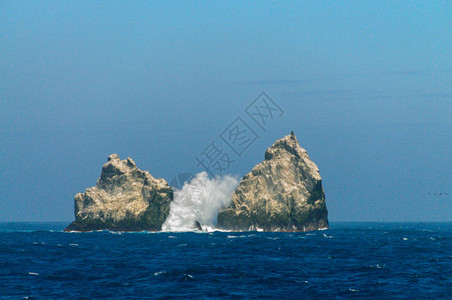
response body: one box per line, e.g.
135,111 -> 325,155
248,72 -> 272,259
107,153 -> 135,167
264,133 -> 321,181
97,154 -> 167,191
217,132 -> 328,232
102,154 -> 137,178
64,154 -> 173,232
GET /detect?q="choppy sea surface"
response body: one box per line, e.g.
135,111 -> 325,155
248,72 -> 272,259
0,222 -> 450,299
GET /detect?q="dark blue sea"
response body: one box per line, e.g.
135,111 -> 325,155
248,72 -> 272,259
0,222 -> 450,299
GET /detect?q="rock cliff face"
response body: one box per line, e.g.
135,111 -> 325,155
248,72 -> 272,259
64,154 -> 173,232
217,132 -> 328,232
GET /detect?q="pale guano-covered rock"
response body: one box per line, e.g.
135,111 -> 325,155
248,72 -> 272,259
217,132 -> 328,232
64,154 -> 173,232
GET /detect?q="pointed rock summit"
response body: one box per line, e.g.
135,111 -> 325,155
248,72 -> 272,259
217,132 -> 328,231
64,154 -> 173,232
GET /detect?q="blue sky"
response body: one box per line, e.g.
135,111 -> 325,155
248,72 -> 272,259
0,1 -> 451,222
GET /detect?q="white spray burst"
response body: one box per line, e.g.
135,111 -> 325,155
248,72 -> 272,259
162,172 -> 238,232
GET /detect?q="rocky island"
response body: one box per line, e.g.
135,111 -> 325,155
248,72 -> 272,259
217,132 -> 328,231
65,132 -> 328,232
64,154 -> 173,232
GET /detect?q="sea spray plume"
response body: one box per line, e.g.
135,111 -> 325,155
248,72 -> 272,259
162,172 -> 239,231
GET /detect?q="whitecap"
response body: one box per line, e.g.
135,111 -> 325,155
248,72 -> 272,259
295,280 -> 309,284
154,271 -> 166,276
369,264 -> 383,269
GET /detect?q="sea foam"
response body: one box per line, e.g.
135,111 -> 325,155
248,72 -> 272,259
162,172 -> 238,232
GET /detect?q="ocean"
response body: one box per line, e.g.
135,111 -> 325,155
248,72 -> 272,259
0,222 -> 450,299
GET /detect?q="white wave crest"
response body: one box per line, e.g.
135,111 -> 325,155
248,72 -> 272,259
162,172 -> 238,232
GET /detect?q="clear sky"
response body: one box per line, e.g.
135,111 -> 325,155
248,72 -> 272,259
0,1 -> 451,222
